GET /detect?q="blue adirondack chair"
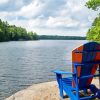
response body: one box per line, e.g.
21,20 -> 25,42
54,42 -> 100,100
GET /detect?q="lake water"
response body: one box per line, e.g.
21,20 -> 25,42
0,40 -> 87,99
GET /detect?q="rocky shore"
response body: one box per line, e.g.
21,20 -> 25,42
5,79 -> 99,100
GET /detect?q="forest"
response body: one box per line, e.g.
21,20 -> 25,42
0,19 -> 38,42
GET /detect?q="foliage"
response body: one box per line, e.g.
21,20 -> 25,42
86,0 -> 100,42
87,16 -> 100,42
86,0 -> 100,10
28,32 -> 39,40
0,19 -> 38,42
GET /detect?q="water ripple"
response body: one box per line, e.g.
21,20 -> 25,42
0,40 -> 87,100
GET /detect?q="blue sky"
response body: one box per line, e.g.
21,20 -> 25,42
0,0 -> 98,36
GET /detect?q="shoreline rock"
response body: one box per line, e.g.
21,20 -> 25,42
5,79 -> 99,100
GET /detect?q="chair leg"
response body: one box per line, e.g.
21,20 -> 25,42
60,86 -> 63,99
56,74 -> 64,98
83,89 -> 87,95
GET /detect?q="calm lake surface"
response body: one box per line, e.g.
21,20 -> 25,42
0,40 -> 87,99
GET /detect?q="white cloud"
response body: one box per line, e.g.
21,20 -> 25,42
18,0 -> 45,18
47,16 -> 79,28
0,0 -> 9,4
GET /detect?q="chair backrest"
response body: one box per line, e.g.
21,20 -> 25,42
72,42 -> 100,88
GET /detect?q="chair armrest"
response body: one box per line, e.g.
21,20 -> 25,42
53,70 -> 73,75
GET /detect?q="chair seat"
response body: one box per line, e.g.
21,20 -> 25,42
62,77 -> 72,85
62,77 -> 91,91
62,77 -> 76,90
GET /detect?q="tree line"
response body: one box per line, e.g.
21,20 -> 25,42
0,19 -> 86,42
39,35 -> 86,40
0,19 -> 38,42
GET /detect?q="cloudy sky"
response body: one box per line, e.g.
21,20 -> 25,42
0,0 -> 98,36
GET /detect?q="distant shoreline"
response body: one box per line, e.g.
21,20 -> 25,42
0,39 -> 86,43
0,35 -> 86,42
38,35 -> 86,40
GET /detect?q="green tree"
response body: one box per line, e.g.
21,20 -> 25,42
86,0 -> 100,10
0,19 -> 39,42
0,19 -> 4,41
28,31 -> 34,40
27,31 -> 38,40
86,0 -> 100,42
33,32 -> 38,40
